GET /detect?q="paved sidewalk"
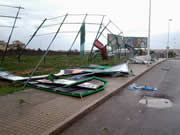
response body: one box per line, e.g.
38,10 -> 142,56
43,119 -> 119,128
0,59 -> 165,135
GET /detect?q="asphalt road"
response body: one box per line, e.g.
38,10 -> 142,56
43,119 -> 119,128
60,59 -> 180,135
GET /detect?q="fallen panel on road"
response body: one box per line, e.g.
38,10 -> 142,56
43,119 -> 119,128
25,76 -> 108,98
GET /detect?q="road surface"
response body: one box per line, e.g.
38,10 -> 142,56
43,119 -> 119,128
60,59 -> 180,135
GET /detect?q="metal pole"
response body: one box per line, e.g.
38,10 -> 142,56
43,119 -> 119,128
23,14 -> 68,88
0,25 -> 18,28
0,4 -> 24,9
47,14 -> 66,20
97,21 -> 111,39
0,15 -> 21,19
68,13 -> 105,16
110,20 -> 123,33
42,22 -> 101,28
1,7 -> 21,64
167,19 -> 172,58
18,18 -> 47,62
88,16 -> 105,59
147,0 -> 151,57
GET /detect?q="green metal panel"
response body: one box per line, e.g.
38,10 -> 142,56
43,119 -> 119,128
25,76 -> 108,98
80,23 -> 85,58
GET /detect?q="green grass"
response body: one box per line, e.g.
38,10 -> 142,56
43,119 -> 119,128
0,80 -> 24,94
0,55 -> 124,94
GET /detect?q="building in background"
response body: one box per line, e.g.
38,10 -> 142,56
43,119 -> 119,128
0,40 -> 25,50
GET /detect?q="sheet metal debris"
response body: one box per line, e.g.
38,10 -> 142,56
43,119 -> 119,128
0,63 -> 130,82
0,63 -> 131,98
37,79 -> 102,89
103,63 -> 129,73
88,64 -> 110,69
69,63 -> 130,79
130,58 -> 151,64
0,70 -> 64,81
130,55 -> 152,64
0,71 -> 26,81
26,76 -> 107,97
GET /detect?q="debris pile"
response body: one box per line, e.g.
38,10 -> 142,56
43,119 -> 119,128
0,58 -> 158,97
0,63 -> 130,97
130,55 -> 152,64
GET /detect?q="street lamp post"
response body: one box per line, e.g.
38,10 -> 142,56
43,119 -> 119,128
147,0 -> 151,58
167,19 -> 172,58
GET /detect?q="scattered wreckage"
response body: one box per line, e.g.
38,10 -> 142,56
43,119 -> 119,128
0,58 -> 156,97
129,55 -> 153,64
0,63 -> 130,97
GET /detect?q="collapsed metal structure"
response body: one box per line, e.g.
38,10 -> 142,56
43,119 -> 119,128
0,11 -> 154,97
9,13 -> 124,86
18,14 -> 124,61
0,4 -> 24,63
0,8 -> 139,64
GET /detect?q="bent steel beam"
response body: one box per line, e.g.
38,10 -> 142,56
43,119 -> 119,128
18,18 -> 47,62
1,7 -> 21,64
23,14 -> 68,89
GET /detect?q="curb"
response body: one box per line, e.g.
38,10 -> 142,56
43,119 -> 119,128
42,59 -> 166,135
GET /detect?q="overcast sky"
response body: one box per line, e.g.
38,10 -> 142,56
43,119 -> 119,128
0,0 -> 179,50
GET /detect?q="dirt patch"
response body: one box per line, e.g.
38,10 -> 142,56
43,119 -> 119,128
37,67 -> 55,74
0,80 -> 22,87
14,69 -> 34,75
0,80 -> 10,87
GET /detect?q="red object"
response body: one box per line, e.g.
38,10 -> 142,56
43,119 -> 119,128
94,39 -> 104,50
94,39 -> 108,60
101,46 -> 108,60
